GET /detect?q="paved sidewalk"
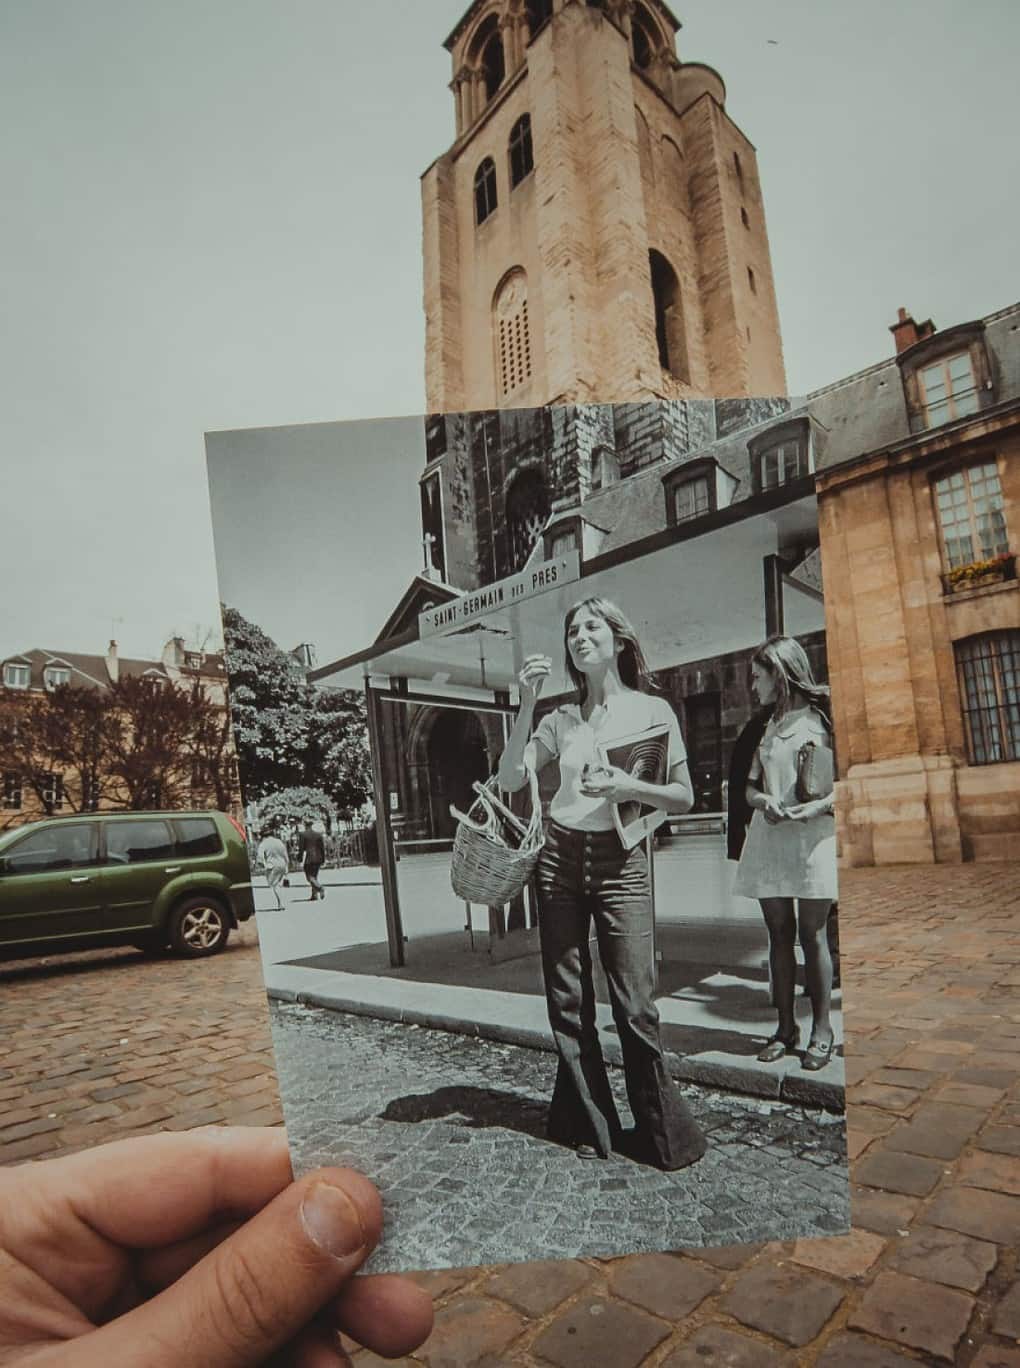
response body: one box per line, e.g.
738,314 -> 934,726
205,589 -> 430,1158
2,863 -> 1019,1365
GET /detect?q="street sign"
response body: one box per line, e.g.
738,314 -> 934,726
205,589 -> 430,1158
418,551 -> 581,638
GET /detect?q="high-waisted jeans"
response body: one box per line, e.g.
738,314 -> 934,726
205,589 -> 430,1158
535,821 -> 707,1169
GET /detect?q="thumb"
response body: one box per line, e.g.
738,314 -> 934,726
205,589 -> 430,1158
83,1168 -> 380,1368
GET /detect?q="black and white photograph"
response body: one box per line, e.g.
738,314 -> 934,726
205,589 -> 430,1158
206,394 -> 849,1272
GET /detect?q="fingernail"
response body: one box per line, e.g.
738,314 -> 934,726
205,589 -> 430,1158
300,1182 -> 367,1259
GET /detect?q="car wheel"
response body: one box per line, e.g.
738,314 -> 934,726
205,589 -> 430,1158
169,895 -> 231,958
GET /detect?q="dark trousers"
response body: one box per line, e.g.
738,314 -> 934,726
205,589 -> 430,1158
305,861 -> 323,897
535,822 -> 706,1170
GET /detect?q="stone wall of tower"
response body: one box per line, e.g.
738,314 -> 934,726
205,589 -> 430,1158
423,2 -> 787,413
680,95 -> 786,397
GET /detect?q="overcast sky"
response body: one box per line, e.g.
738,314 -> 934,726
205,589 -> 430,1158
2,1 -> 1017,664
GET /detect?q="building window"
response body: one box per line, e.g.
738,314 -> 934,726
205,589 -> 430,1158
41,772 -> 64,812
505,469 -> 549,572
81,774 -> 101,811
549,527 -> 578,558
934,462 -> 1008,570
956,632 -> 1020,765
918,351 -> 980,428
649,250 -> 689,382
494,270 -> 532,396
752,426 -> 812,493
185,653 -> 203,670
741,206 -> 750,229
474,157 -> 498,225
733,151 -> 744,186
747,266 -> 757,295
509,114 -> 534,188
2,772 -> 22,810
631,6 -> 657,68
3,663 -> 30,689
44,667 -> 70,689
525,0 -> 552,38
481,31 -> 505,100
590,446 -> 619,493
424,414 -> 447,464
673,475 -> 712,523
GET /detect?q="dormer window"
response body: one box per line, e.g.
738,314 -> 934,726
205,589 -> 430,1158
186,653 -> 204,670
474,157 -> 498,225
590,446 -> 619,493
749,419 -> 812,494
44,667 -> 70,690
918,353 -> 980,428
662,458 -> 738,529
3,663 -> 30,689
896,320 -> 992,434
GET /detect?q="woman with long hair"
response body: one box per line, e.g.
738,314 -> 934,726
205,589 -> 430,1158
733,636 -> 838,1071
498,596 -> 706,1170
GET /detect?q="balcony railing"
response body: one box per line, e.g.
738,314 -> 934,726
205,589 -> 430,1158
941,552 -> 1017,597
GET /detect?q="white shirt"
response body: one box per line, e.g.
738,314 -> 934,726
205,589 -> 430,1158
532,692 -> 686,831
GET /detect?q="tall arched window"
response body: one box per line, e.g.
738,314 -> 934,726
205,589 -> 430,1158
505,469 -> 549,572
509,114 -> 534,188
631,3 -> 661,68
474,157 -> 498,225
525,0 -> 553,39
494,270 -> 532,396
481,30 -> 505,99
649,250 -> 689,383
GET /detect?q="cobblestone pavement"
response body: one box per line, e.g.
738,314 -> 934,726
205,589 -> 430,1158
271,1003 -> 849,1271
2,864 -> 1020,1365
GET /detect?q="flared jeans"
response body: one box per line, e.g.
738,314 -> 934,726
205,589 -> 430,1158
535,821 -> 707,1169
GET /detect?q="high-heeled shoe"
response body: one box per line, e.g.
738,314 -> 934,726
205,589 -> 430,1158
757,1030 -> 799,1064
802,1035 -> 836,1071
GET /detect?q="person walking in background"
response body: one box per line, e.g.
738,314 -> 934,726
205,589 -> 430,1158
256,831 -> 290,912
299,816 -> 326,901
732,636 -> 838,1072
498,595 -> 707,1171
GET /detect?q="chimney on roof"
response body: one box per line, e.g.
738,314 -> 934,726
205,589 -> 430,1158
106,639 -> 119,684
890,306 -> 936,355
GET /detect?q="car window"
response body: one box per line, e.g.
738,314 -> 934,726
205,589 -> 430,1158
174,817 -> 222,858
2,824 -> 96,875
105,820 -> 175,864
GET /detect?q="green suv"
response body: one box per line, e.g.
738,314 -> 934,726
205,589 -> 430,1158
0,811 -> 255,961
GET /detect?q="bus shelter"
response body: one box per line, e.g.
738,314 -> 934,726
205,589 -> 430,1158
311,484 -> 823,968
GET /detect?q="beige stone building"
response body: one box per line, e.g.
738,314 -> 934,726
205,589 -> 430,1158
813,303 -> 1020,864
423,0 -> 786,412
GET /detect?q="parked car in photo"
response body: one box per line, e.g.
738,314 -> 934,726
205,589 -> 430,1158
0,810 -> 255,960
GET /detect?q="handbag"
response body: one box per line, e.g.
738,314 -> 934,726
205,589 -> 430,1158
449,767 -> 544,904
795,736 -> 835,804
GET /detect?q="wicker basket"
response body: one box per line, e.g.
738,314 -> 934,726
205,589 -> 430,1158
449,768 -> 544,904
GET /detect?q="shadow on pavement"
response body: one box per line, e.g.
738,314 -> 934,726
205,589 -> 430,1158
380,1083 -> 549,1142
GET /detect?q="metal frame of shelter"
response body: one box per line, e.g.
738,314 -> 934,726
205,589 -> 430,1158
310,475 -> 823,969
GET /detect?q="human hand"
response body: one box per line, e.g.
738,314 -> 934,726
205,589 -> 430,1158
0,1126 -> 433,1367
785,798 -> 832,822
760,795 -> 789,825
518,653 -> 553,706
579,763 -> 634,803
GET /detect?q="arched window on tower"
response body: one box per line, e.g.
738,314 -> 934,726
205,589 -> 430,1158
505,469 -> 550,572
631,5 -> 658,69
494,270 -> 532,396
474,157 -> 498,225
509,114 -> 534,188
481,29 -> 505,100
649,250 -> 690,383
525,0 -> 553,39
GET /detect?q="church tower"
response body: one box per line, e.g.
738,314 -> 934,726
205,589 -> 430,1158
422,0 -> 787,413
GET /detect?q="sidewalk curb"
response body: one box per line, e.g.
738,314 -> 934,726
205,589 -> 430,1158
266,985 -> 845,1113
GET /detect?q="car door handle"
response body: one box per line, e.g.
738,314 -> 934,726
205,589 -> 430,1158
165,866 -> 182,874
69,875 -> 90,884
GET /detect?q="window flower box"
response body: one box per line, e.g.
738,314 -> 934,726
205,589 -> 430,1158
942,551 -> 1016,595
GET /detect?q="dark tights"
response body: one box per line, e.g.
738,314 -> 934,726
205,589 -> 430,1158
759,898 -> 833,1044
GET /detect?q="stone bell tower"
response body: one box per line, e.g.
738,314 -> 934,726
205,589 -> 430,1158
422,0 -> 787,413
